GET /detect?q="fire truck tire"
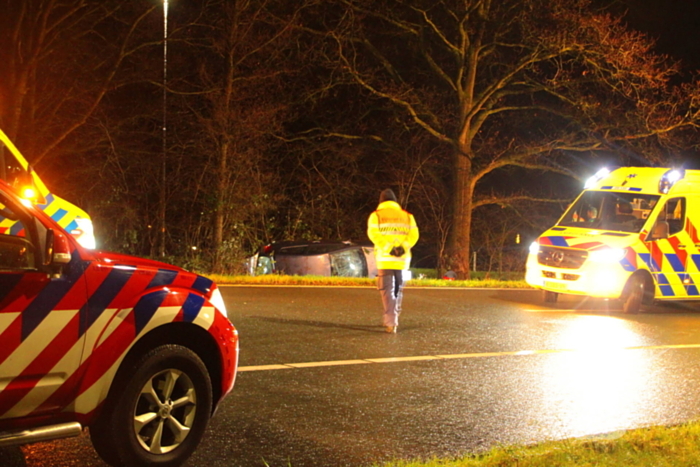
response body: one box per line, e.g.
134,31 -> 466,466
90,416 -> 120,466
90,344 -> 213,467
623,275 -> 645,314
543,290 -> 558,303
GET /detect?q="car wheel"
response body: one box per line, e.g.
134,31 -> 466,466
543,290 -> 558,303
90,344 -> 212,467
623,275 -> 645,314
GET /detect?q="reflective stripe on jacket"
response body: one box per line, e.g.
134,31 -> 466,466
367,200 -> 419,270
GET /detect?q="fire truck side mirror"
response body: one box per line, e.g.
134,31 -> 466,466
45,229 -> 72,266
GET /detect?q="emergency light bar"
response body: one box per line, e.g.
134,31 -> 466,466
584,168 -> 611,189
658,168 -> 685,194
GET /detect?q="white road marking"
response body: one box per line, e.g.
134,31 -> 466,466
237,343 -> 700,372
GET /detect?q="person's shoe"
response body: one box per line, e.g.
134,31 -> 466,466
385,326 -> 397,334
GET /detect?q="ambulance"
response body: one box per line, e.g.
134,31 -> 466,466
0,128 -> 96,249
526,166 -> 700,313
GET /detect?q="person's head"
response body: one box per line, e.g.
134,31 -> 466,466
379,188 -> 397,204
586,206 -> 598,220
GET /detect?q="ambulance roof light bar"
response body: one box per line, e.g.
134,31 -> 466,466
659,168 -> 685,194
584,167 -> 611,189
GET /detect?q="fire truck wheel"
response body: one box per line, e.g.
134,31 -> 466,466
623,275 -> 645,314
543,290 -> 558,303
91,344 -> 213,467
90,414 -> 121,466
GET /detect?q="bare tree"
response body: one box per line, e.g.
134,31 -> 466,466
313,0 -> 700,277
181,0 -> 312,272
0,1 -> 160,161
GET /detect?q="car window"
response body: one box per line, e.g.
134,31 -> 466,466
305,244 -> 345,255
330,249 -> 365,277
277,245 -> 308,255
256,256 -> 273,275
659,197 -> 685,236
0,200 -> 36,270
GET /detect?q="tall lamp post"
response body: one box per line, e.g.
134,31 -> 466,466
159,0 -> 168,257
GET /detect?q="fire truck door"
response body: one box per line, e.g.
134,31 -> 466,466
0,193 -> 87,419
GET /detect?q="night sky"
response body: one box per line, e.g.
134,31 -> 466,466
620,0 -> 700,72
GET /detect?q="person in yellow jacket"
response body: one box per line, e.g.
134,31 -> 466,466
367,188 -> 419,333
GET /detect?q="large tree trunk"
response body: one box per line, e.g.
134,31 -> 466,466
448,153 -> 475,279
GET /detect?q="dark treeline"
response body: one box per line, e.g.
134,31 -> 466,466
1,0 -> 699,276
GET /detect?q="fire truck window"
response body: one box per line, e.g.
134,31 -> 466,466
0,202 -> 36,270
661,198 -> 685,236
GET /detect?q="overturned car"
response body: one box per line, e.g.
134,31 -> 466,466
247,240 -> 377,277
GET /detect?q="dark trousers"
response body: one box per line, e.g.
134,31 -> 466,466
377,269 -> 404,326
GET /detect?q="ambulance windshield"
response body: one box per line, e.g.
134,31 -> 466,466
558,191 -> 660,233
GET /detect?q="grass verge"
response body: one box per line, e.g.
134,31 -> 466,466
376,422 -> 700,467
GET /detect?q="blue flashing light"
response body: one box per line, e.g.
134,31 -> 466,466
659,168 -> 685,194
584,168 -> 611,189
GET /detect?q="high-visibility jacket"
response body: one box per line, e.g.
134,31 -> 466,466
367,200 -> 419,270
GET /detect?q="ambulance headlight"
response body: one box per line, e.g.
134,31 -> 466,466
588,248 -> 626,263
584,168 -> 611,189
529,241 -> 540,255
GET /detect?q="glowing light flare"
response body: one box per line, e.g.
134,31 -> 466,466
659,168 -> 685,194
588,248 -> 626,263
552,315 -> 643,351
529,241 -> 540,255
73,217 -> 96,249
537,316 -> 655,436
544,347 -> 653,436
590,269 -> 626,295
21,186 -> 37,201
584,168 -> 611,189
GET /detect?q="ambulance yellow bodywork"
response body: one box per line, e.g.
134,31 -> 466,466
526,167 -> 700,313
0,128 -> 95,248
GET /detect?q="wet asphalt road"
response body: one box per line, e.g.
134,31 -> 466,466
6,286 -> 700,466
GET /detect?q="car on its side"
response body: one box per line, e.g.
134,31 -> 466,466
0,179 -> 238,466
247,240 -> 377,278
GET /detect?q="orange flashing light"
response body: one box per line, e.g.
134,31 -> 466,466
21,186 -> 38,201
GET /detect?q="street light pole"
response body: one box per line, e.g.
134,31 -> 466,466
159,0 -> 168,257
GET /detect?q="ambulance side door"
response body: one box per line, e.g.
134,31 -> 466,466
685,197 -> 700,296
0,191 -> 87,420
648,197 -> 690,297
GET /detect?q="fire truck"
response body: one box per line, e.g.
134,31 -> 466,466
526,167 -> 700,313
0,146 -> 238,465
0,128 -> 95,249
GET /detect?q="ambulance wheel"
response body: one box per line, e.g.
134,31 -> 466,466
543,290 -> 559,303
90,345 -> 212,467
623,275 -> 646,314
